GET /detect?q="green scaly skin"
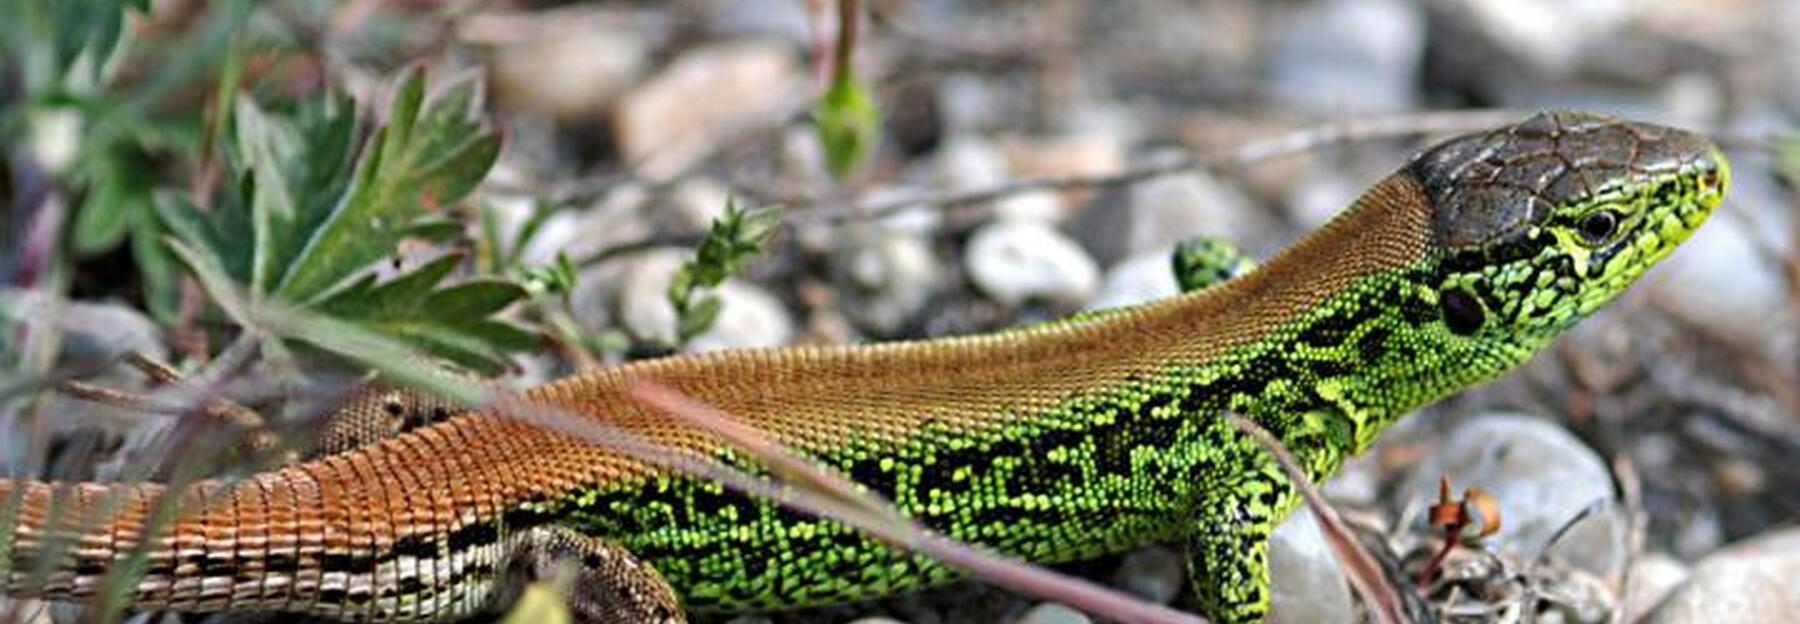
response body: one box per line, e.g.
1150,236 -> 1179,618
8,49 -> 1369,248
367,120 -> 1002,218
521,112 -> 1728,621
0,112 -> 1728,624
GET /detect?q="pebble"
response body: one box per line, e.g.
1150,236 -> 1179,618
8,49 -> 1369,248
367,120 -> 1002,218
667,177 -> 733,231
694,0 -> 809,43
835,229 -> 941,334
937,73 -> 1010,134
1624,553 -> 1691,621
1267,0 -> 1424,113
1113,546 -> 1184,605
1646,210 -> 1789,347
780,125 -> 831,187
1002,133 -> 1125,188
964,220 -> 1099,306
614,40 -> 803,180
1394,414 -> 1629,579
844,618 -> 909,624
1283,168 -> 1365,231
1014,602 -> 1090,624
683,281 -> 794,353
1116,167 -> 1260,257
1085,249 -> 1179,311
615,248 -> 690,345
936,134 -> 1009,190
1431,0 -> 1630,76
478,9 -> 652,121
992,190 -> 1066,223
938,135 -> 1065,222
610,248 -> 792,350
1267,507 -> 1355,624
1643,528 -> 1800,624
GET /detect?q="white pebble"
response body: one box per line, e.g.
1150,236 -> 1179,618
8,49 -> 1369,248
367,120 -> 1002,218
965,221 -> 1099,306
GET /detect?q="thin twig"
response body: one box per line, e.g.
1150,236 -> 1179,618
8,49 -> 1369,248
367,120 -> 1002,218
1229,414 -> 1410,624
809,109 -> 1526,223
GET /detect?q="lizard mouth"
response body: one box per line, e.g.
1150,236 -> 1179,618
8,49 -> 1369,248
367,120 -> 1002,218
1573,141 -> 1728,319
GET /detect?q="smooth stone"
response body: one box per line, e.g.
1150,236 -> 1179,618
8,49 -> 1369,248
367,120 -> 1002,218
478,9 -> 651,121
1015,602 -> 1090,624
1284,169 -> 1365,231
1268,0 -> 1424,113
992,190 -> 1066,223
1643,529 -> 1800,624
836,230 -> 941,334
667,177 -> 733,231
965,220 -> 1099,306
1430,0 -> 1629,76
1118,167 -> 1267,258
1394,414 -> 1628,579
936,134 -> 1009,191
694,0 -> 809,43
683,281 -> 794,353
614,40 -> 802,180
1646,210 -> 1789,347
1114,546 -> 1184,605
1002,133 -> 1125,184
1624,553 -> 1690,621
1268,507 -> 1356,624
1085,249 -> 1179,311
937,73 -> 1009,134
615,248 -> 690,345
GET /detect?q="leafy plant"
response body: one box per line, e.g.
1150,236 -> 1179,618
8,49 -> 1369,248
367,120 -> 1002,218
666,199 -> 782,343
163,66 -> 528,373
1,0 -> 253,318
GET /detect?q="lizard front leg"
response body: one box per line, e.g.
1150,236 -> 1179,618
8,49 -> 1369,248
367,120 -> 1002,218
1184,410 -> 1348,623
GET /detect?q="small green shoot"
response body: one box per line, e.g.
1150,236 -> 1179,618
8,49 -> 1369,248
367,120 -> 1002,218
666,199 -> 782,344
814,0 -> 880,179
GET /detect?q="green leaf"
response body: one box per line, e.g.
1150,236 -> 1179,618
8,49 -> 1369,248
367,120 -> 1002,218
316,254 -> 460,318
164,236 -> 246,324
72,173 -> 136,253
405,216 -> 464,243
815,78 -> 880,179
311,253 -> 535,375
421,280 -> 525,318
276,67 -> 501,303
677,295 -> 723,342
412,133 -> 501,210
71,144 -> 155,255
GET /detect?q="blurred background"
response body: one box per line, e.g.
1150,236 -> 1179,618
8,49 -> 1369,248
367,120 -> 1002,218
2,1 -> 1797,623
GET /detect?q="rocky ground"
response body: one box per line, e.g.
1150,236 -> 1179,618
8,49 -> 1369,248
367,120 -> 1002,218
7,1 -> 1800,623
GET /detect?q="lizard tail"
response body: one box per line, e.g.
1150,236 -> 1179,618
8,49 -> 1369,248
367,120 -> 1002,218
2,466 -> 514,622
2,475 -> 330,617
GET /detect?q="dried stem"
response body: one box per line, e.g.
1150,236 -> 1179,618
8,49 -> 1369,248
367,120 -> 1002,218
1229,414 -> 1410,624
808,109 -> 1524,223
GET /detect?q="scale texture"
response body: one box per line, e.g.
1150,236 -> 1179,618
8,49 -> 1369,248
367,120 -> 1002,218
1,112 -> 1728,623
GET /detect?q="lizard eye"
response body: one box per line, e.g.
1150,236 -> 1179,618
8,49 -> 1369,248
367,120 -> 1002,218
1578,210 -> 1620,245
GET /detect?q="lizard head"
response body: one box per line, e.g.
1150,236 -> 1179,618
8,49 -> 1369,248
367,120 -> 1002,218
1407,111 -> 1728,348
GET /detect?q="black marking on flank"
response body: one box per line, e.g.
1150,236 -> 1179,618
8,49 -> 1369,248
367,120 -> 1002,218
1441,289 -> 1486,336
